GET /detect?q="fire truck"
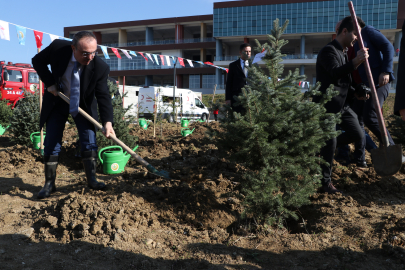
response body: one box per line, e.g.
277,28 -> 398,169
0,61 -> 40,108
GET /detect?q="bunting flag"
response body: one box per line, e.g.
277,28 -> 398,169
49,34 -> 59,42
61,37 -> 73,41
204,61 -> 213,65
129,51 -> 137,57
165,55 -> 171,66
186,59 -> 194,67
194,61 -> 204,65
159,55 -> 165,65
152,54 -> 159,65
100,45 -> 110,59
0,20 -> 10,41
15,25 -> 26,45
111,48 -> 121,59
145,53 -> 154,63
121,49 -> 132,59
33,30 -> 43,48
138,52 -> 147,62
178,57 -> 185,67
253,50 -> 267,64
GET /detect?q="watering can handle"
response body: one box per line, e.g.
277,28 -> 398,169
30,132 -> 41,142
98,145 -> 123,164
57,92 -> 151,167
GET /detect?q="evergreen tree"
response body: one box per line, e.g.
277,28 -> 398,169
0,99 -> 13,128
214,19 -> 340,226
96,80 -> 137,149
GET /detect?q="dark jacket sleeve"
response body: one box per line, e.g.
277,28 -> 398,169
32,41 -> 57,88
94,63 -> 113,124
394,21 -> 405,115
318,46 -> 356,82
225,63 -> 234,101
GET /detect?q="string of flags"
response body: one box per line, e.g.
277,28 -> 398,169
0,19 -> 229,73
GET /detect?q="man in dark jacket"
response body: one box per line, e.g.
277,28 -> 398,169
225,43 -> 251,113
32,31 -> 115,199
394,21 -> 405,119
314,16 -> 369,194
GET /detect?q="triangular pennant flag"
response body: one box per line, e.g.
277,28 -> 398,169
186,59 -> 194,67
253,50 -> 267,64
225,68 -> 229,73
33,30 -> 43,49
61,37 -> 72,41
100,46 -> 110,59
152,54 -> 159,65
139,52 -> 148,61
194,61 -> 204,66
145,53 -> 154,63
204,61 -> 213,65
0,20 -> 10,41
129,51 -> 137,57
111,48 -> 121,59
15,25 -> 26,45
165,56 -> 171,66
159,55 -> 165,66
178,57 -> 185,67
49,34 -> 59,42
121,49 -> 132,59
170,56 -> 176,64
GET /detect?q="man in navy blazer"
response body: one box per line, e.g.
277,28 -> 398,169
349,18 -> 397,167
32,31 -> 115,199
225,43 -> 251,114
394,21 -> 405,119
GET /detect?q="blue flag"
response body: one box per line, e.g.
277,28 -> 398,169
100,46 -> 109,59
129,51 -> 137,57
15,25 -> 26,45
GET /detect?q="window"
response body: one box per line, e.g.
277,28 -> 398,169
252,20 -> 257,27
233,21 -> 237,28
189,75 -> 200,89
28,72 -> 39,84
195,98 -> 203,108
6,69 -> 22,82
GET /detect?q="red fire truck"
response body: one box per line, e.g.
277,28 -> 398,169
0,61 -> 40,108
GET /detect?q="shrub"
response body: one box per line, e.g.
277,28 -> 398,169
0,99 -> 13,127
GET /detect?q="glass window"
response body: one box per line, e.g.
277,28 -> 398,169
189,75 -> 200,89
28,72 -> 39,84
5,69 -> 22,82
233,21 -> 237,28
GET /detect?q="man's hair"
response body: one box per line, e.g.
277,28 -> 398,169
337,16 -> 365,35
72,31 -> 97,48
240,43 -> 251,51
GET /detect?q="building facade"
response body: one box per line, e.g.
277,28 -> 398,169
65,0 -> 404,93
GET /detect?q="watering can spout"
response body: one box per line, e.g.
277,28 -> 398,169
191,128 -> 195,133
124,145 -> 139,161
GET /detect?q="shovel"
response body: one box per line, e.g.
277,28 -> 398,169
57,92 -> 171,179
349,2 -> 402,176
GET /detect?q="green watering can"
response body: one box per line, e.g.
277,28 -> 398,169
181,128 -> 195,137
181,118 -> 190,127
98,145 -> 139,174
0,124 -> 10,135
139,118 -> 149,130
30,132 -> 46,150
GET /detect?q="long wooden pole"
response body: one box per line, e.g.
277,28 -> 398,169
38,48 -> 44,155
348,1 -> 389,147
207,84 -> 217,123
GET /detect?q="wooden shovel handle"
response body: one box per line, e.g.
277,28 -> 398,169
57,92 -> 150,167
348,1 -> 389,147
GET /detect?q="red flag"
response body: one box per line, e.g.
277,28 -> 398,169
178,57 -> 185,67
139,52 -> 148,61
111,48 -> 121,59
261,48 -> 266,53
204,61 -> 213,65
33,30 -> 43,49
225,68 -> 229,73
159,55 -> 165,65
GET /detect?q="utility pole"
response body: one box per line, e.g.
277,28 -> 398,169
172,58 -> 178,123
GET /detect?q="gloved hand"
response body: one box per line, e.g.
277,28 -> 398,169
355,83 -> 371,98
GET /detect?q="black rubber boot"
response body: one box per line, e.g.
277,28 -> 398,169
82,151 -> 106,190
37,155 -> 59,199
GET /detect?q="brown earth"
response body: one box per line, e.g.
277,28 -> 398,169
1,98 -> 405,269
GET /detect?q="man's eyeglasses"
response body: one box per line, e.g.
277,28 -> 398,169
82,51 -> 98,57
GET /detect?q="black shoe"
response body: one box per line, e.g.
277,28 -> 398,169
37,155 -> 59,199
356,161 -> 367,168
321,183 -> 342,194
82,151 -> 106,190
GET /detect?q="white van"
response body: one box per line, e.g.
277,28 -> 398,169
118,85 -> 140,118
138,86 -> 209,122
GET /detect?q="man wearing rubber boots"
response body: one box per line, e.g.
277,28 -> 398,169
32,31 -> 115,199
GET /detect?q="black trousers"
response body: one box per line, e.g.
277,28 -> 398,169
320,107 -> 364,186
351,83 -> 394,162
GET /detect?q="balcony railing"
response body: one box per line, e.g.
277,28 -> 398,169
102,37 -> 215,48
215,53 -> 319,61
105,61 -> 208,71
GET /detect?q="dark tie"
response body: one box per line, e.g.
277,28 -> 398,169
69,62 -> 80,117
243,60 -> 249,77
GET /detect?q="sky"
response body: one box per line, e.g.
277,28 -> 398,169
0,0 -> 230,65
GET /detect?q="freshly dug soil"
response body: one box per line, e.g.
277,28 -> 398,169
1,105 -> 405,269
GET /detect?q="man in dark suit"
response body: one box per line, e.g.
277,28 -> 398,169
225,43 -> 251,113
32,31 -> 115,199
394,21 -> 405,120
348,17 -> 397,167
313,16 -> 369,194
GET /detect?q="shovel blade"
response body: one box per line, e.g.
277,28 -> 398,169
371,144 -> 402,177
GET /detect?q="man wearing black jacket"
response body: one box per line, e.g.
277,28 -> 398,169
225,43 -> 251,113
32,31 -> 115,199
314,16 -> 369,194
